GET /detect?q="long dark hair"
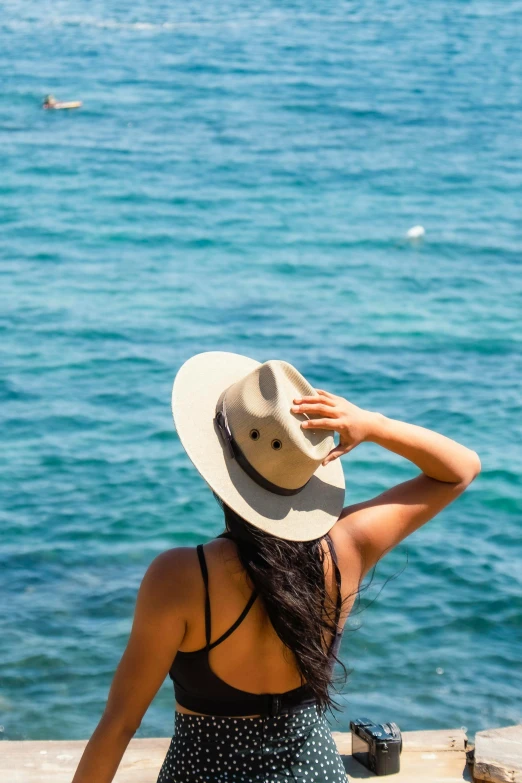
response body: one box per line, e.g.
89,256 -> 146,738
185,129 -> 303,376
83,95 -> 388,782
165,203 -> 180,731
214,495 -> 351,714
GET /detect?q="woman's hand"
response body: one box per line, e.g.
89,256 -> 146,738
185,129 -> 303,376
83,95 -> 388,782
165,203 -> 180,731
291,390 -> 380,465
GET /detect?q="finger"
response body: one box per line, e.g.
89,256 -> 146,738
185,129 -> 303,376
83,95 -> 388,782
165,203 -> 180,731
322,445 -> 346,465
291,403 -> 337,416
301,418 -> 337,430
322,442 -> 357,465
315,389 -> 335,399
293,394 -> 335,407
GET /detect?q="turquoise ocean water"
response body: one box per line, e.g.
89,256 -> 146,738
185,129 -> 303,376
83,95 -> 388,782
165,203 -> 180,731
1,0 -> 521,743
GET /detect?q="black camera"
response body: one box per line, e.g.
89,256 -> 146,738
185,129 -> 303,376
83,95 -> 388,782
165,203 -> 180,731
350,718 -> 402,776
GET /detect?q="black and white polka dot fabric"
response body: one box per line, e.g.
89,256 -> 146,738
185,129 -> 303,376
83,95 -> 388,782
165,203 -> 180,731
157,704 -> 348,782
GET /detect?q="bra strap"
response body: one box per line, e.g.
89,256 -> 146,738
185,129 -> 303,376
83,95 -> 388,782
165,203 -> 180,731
208,589 -> 258,650
212,532 -> 259,650
196,544 -> 211,649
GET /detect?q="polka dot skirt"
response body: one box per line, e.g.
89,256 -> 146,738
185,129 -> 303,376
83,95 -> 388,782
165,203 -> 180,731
156,704 -> 348,782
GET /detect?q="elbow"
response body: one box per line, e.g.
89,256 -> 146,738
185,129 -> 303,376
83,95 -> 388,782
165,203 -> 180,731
464,450 -> 481,484
100,709 -> 141,738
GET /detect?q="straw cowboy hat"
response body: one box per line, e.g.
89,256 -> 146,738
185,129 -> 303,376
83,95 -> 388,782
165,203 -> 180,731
171,351 -> 346,541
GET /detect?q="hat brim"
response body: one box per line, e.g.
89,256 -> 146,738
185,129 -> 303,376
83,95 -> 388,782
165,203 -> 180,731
172,351 -> 346,542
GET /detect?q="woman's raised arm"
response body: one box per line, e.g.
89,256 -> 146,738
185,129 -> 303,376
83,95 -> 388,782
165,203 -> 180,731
292,391 -> 481,575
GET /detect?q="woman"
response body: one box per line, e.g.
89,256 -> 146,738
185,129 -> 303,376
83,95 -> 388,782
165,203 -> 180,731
71,351 -> 481,783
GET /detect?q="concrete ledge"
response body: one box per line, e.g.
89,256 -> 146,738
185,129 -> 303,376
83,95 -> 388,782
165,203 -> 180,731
1,729 -> 473,782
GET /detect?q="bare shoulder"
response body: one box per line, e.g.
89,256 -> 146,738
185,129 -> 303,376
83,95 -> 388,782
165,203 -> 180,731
139,546 -> 201,612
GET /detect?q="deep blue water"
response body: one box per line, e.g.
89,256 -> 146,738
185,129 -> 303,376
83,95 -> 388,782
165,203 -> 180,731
1,0 -> 521,744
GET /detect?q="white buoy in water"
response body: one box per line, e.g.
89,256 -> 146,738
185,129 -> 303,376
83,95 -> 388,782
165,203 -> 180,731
406,225 -> 425,239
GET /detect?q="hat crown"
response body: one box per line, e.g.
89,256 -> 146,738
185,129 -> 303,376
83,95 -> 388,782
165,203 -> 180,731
223,361 -> 334,491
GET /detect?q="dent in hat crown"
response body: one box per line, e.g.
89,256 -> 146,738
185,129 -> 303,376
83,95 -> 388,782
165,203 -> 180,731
221,360 -> 334,491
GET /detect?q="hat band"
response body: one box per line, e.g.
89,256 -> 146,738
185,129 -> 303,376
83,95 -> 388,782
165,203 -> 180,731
214,403 -> 310,497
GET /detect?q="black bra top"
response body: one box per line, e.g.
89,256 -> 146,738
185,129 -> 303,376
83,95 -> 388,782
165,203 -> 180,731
169,531 -> 344,717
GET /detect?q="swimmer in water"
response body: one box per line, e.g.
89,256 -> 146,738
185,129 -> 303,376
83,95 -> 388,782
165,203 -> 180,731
42,94 -> 82,110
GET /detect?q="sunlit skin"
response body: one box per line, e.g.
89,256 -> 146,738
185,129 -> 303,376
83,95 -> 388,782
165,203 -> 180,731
292,390 -> 380,464
71,390 -> 480,783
